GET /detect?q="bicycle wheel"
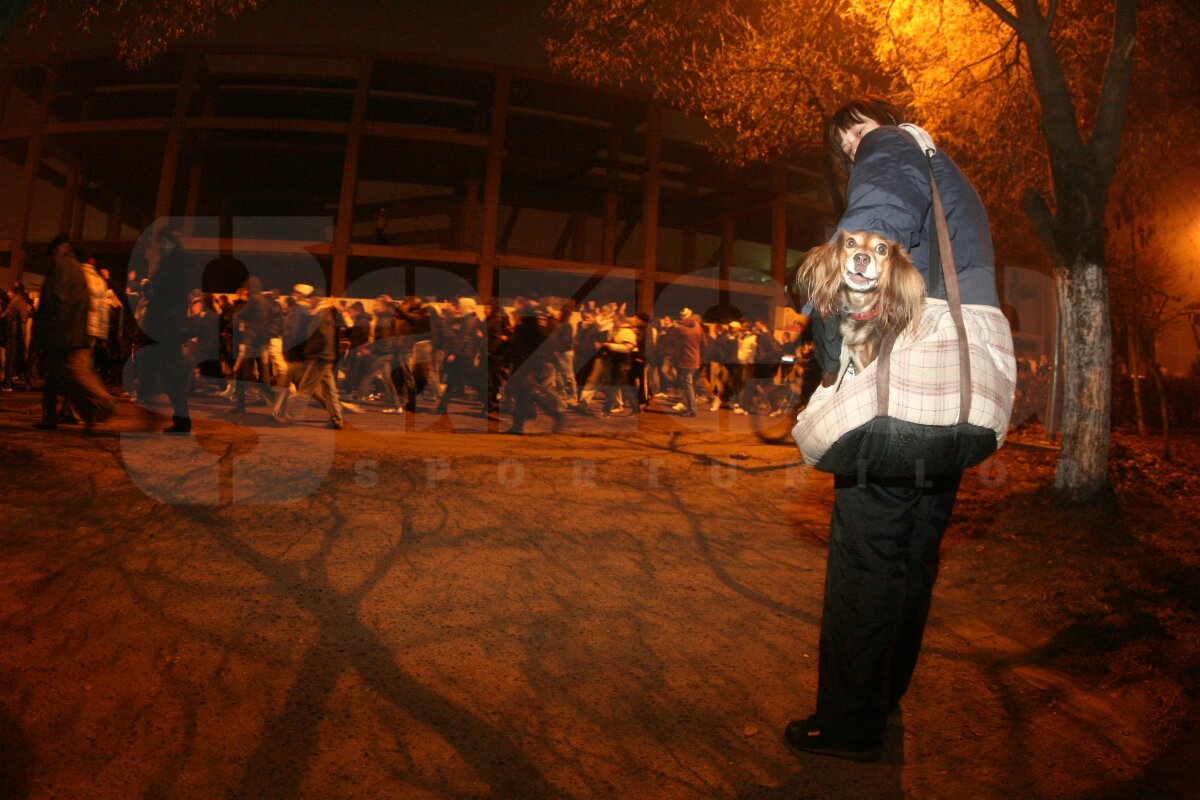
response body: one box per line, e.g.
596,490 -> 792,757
750,385 -> 802,443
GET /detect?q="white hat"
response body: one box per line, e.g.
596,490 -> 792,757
293,283 -> 314,297
679,307 -> 692,319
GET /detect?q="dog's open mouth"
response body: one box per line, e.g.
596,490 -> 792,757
846,271 -> 873,287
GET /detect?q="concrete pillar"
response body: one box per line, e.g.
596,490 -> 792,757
600,129 -> 621,265
771,160 -> 788,289
638,104 -> 662,314
154,50 -> 201,222
331,58 -> 373,297
11,60 -> 60,282
476,71 -> 510,302
720,215 -> 734,308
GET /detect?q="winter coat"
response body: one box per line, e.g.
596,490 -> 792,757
139,247 -> 197,345
393,302 -> 431,341
443,313 -> 484,360
234,293 -> 272,356
31,253 -> 90,351
674,316 -> 703,370
486,308 -> 511,357
838,125 -> 999,308
302,304 -> 341,363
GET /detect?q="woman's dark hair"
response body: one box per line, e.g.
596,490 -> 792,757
46,233 -> 70,255
826,96 -> 906,175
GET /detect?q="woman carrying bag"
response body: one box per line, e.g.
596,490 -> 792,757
785,97 -> 1007,762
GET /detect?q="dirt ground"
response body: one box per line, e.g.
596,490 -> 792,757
1,389 -> 1198,800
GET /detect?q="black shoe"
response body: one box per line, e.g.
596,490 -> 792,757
784,717 -> 882,763
329,420 -> 343,430
163,419 -> 192,435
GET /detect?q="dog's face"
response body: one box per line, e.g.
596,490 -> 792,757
797,230 -> 926,334
840,232 -> 892,294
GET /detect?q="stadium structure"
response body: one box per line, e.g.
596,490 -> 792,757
0,44 -> 837,322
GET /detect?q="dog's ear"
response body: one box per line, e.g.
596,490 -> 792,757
879,244 -> 926,334
797,236 -> 844,318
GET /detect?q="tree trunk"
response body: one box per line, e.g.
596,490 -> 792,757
1054,260 -> 1113,501
1126,313 -> 1147,437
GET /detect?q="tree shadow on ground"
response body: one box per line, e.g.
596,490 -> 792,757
179,500 -> 562,800
0,706 -> 33,800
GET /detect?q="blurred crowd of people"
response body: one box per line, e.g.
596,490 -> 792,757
13,232 -> 827,435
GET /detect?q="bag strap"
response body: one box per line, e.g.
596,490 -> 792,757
876,328 -> 897,414
925,155 -> 973,424
874,146 -> 973,424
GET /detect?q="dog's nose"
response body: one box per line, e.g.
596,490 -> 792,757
853,252 -> 871,270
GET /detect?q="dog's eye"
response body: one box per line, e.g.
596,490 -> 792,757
845,237 -> 857,248
874,243 -> 888,255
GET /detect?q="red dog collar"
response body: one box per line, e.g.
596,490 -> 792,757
850,306 -> 881,321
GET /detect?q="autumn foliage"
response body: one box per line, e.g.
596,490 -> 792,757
27,0 -> 259,69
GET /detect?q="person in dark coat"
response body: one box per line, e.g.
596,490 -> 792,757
340,300 -> 372,399
785,97 -> 1001,762
392,296 -> 430,412
137,233 -> 200,433
30,235 -> 115,429
434,297 -> 486,415
361,295 -> 405,413
230,277 -> 271,414
503,296 -> 563,434
483,299 -> 511,414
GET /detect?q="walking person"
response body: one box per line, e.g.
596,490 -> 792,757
784,96 -> 1001,761
30,235 -> 115,430
392,296 -> 431,412
671,308 -> 702,416
136,232 -> 198,434
434,297 -> 485,416
548,299 -> 579,406
484,299 -> 511,415
503,296 -> 564,435
361,295 -> 405,413
2,284 -> 33,391
276,289 -> 344,429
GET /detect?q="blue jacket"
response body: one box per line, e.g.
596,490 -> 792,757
810,126 -> 1000,376
838,125 -> 1000,308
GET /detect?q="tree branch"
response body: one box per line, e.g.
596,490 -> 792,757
1006,0 -> 1085,160
1022,188 -> 1063,266
1090,0 -> 1138,181
940,29 -> 1019,89
976,0 -> 1025,36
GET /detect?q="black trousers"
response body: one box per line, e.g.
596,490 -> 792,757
815,470 -> 962,741
436,353 -> 481,412
509,359 -> 561,427
138,341 -> 191,423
